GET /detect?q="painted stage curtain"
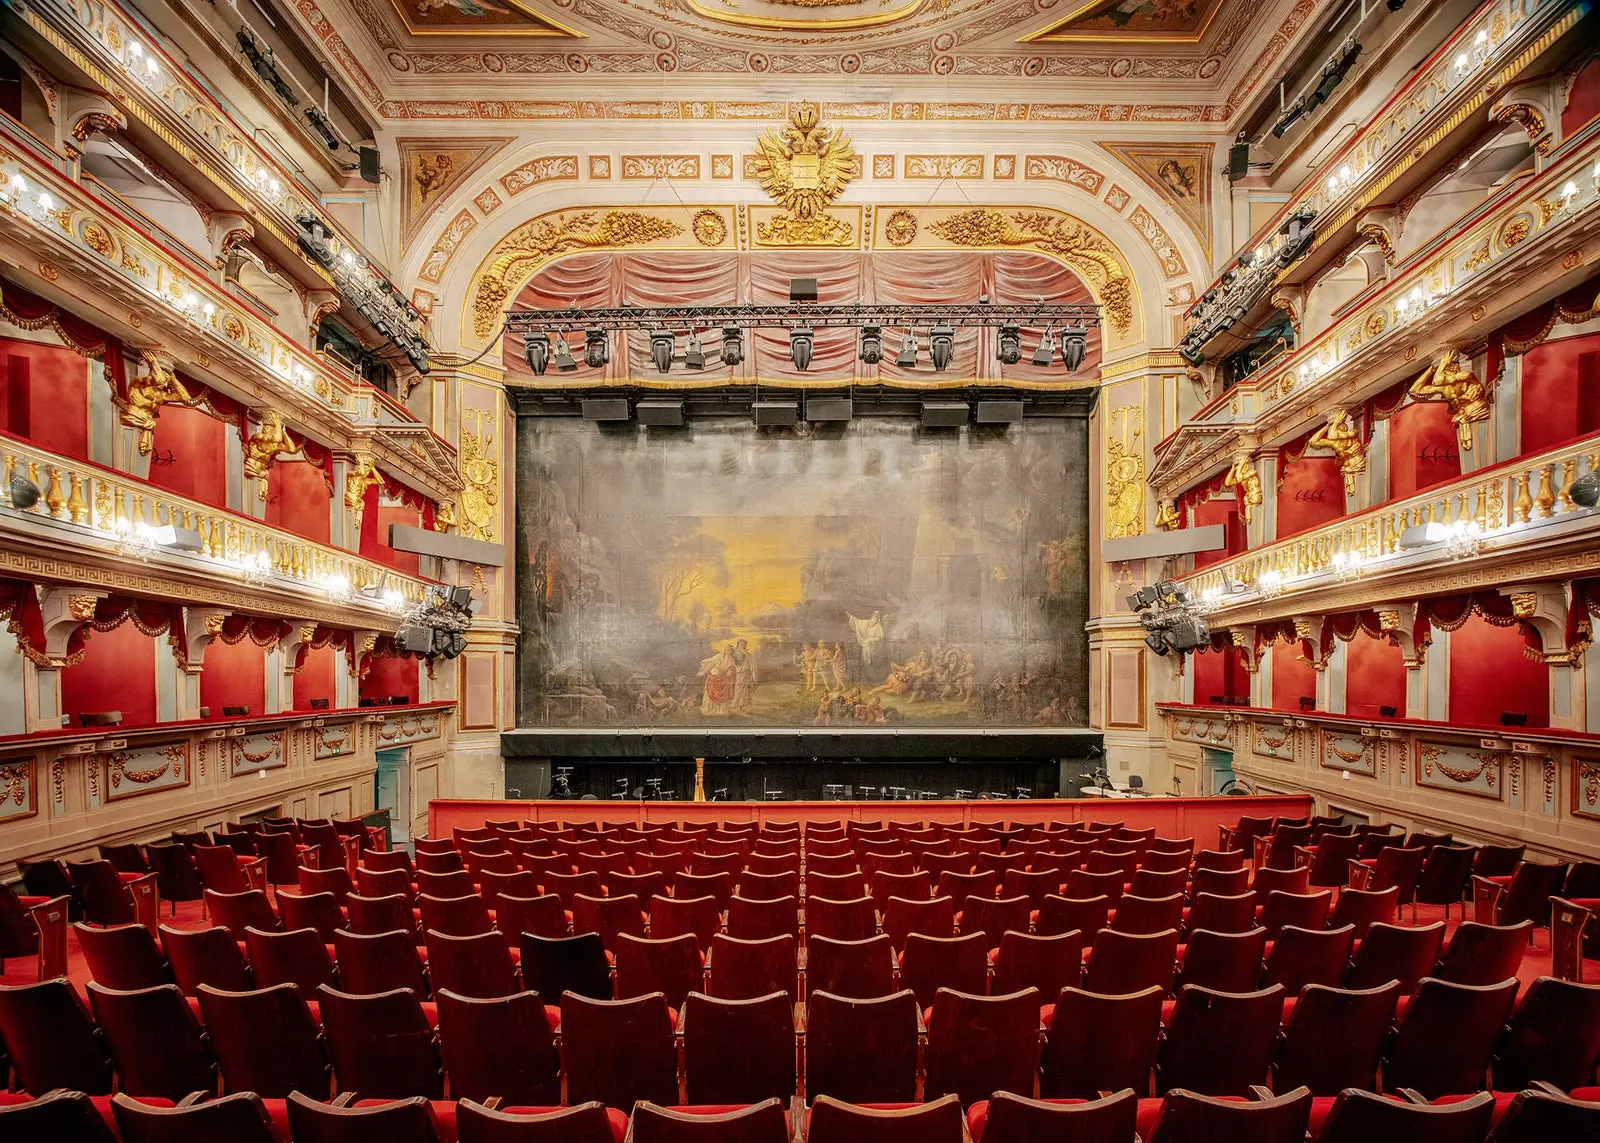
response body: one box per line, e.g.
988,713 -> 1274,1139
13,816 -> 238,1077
504,250 -> 1101,385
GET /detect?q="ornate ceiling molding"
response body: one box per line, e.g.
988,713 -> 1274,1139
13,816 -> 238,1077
397,137 -> 514,245
1096,141 -> 1215,258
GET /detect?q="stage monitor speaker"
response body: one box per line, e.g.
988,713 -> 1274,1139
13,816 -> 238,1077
976,399 -> 1024,424
806,396 -> 853,422
789,277 -> 818,302
921,401 -> 969,428
581,398 -> 630,421
1228,142 -> 1250,181
753,401 -> 799,427
359,146 -> 380,185
637,399 -> 685,426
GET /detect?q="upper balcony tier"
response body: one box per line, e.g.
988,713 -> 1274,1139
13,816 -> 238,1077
0,121 -> 459,502
1152,126 -> 1600,498
4,0 -> 423,362
1182,0 -> 1589,364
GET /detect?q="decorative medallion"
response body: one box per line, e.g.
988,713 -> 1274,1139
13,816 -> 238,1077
883,209 -> 919,247
691,209 -> 729,247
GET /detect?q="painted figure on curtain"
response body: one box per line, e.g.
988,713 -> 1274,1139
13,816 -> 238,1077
516,417 -> 1091,728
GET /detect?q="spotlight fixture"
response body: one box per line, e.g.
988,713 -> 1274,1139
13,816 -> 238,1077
684,333 -> 706,371
1060,328 -> 1087,372
929,325 -> 955,371
790,327 -> 814,371
1570,470 -> 1600,508
1032,330 -> 1057,367
552,336 -> 577,372
720,327 -> 744,367
8,473 -> 41,511
524,331 -> 550,376
896,330 -> 919,368
584,329 -> 610,368
997,324 -> 1022,365
858,325 -> 883,365
650,330 -> 675,374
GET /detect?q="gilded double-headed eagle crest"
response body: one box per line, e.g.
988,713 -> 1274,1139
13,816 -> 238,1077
751,103 -> 857,247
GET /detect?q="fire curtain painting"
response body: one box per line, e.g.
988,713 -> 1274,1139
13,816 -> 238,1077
515,415 -> 1090,729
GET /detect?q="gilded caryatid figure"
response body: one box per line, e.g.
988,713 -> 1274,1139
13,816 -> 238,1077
1154,498 -> 1181,531
242,410 -> 297,497
1223,450 -> 1263,524
1306,407 -> 1367,496
1409,349 -> 1489,451
123,353 -> 193,456
344,452 -> 383,527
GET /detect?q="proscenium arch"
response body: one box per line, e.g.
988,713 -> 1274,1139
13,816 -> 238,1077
445,200 -> 1153,359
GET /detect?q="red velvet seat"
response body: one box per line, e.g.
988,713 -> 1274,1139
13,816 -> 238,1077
193,846 -> 264,896
435,989 -> 562,1106
806,989 -> 920,1103
615,932 -> 704,1009
1490,976 -> 1600,1092
1384,976 -> 1519,1098
898,932 -> 988,1009
1434,920 -> 1533,986
285,1093 -> 439,1143
198,983 -> 331,1099
1345,920 -> 1445,991
335,928 -> 431,998
1174,927 -> 1266,993
707,933 -> 797,1000
682,990 -> 795,1104
1262,923 -> 1355,992
75,922 -> 170,990
1083,927 -> 1178,995
0,978 -> 114,1095
519,932 -> 612,1001
560,986 -> 678,1101
1275,980 -> 1400,1095
87,982 -> 214,1100
1149,1086 -> 1312,1143
1308,1088 -> 1494,1143
427,930 -> 521,999
992,929 -> 1083,1004
1484,1087 -> 1600,1142
318,985 -> 443,1099
882,895 -> 955,949
110,1090 -> 276,1143
1035,894 -> 1109,938
808,1093 -> 966,1143
1351,847 -> 1427,910
245,925 -> 337,997
456,1099 -> 623,1143
1040,985 -> 1163,1098
1157,983 -> 1285,1095
925,986 -> 1042,1106
969,1089 -> 1137,1143
630,1099 -> 789,1143
160,924 -> 252,995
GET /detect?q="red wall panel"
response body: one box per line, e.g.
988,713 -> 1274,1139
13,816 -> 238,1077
1388,401 -> 1460,500
61,622 -> 158,729
265,461 -> 332,544
1563,55 -> 1600,136
1269,638 -> 1317,711
1,337 -> 89,459
1191,499 -> 1245,570
1520,332 -> 1600,454
293,644 -> 338,710
1275,455 -> 1345,538
359,485 -> 422,575
1447,614 -> 1548,729
1345,630 -> 1406,720
1190,645 -> 1249,706
147,404 -> 227,505
361,654 -> 419,705
200,636 -> 267,718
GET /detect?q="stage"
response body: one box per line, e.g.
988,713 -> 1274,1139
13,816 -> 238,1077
499,727 -> 1105,801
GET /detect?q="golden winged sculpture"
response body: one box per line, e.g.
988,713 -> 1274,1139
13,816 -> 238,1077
751,103 -> 857,247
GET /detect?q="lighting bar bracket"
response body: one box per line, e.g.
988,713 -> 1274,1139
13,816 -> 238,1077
506,302 -> 1102,334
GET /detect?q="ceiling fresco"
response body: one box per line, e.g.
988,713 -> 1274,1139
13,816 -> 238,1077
1026,0 -> 1230,43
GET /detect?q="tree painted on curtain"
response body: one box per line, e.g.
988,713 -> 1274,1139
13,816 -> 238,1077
516,417 -> 1090,728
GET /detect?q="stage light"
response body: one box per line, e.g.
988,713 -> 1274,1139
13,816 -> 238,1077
1060,329 -> 1087,372
790,327 -> 814,371
584,329 -> 609,368
650,330 -> 675,374
997,324 -> 1022,365
684,333 -> 706,371
1032,331 -> 1056,367
858,324 -> 883,365
720,327 -> 744,367
553,336 -> 577,371
1570,470 -> 1600,508
896,330 -> 919,368
524,331 -> 550,375
929,325 -> 955,371
8,472 -> 41,510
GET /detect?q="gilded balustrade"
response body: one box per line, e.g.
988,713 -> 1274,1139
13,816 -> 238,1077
1185,434 -> 1598,606
0,434 -> 433,605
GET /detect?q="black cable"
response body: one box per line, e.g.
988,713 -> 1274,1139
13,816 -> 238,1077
446,320 -> 508,370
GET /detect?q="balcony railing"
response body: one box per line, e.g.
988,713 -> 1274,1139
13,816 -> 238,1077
0,431 -> 438,614
1184,431 -> 1600,616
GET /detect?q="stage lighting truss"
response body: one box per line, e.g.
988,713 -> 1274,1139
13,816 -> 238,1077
505,300 -> 1101,375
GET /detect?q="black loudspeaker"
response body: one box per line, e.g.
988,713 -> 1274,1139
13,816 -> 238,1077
396,624 -> 435,654
448,586 -> 473,609
581,398 -> 630,421
637,399 -> 685,426
1379,705 -> 1398,718
753,401 -> 799,427
921,402 -> 969,428
806,396 -> 853,422
1500,711 -> 1528,727
789,277 -> 818,302
359,147 -> 380,185
976,400 -> 1024,424
1228,142 -> 1250,181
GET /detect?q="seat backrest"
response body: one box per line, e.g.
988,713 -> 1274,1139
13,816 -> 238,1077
284,1093 -> 440,1143
425,929 -> 520,999
806,934 -> 896,1000
197,983 -> 330,1098
1158,983 -> 1286,1096
924,986 -> 1042,1106
1498,861 -> 1570,927
203,888 -> 278,942
682,990 -> 795,1105
1128,868 -> 1189,899
881,894 -> 955,949
245,925 -> 335,996
708,932 -> 797,1001
144,844 -> 204,904
454,1100 -> 620,1143
559,991 -> 681,1109
726,894 -> 800,942
1345,921 -> 1445,991
1035,894 -> 1110,938
192,846 -> 250,894
0,978 -> 114,1095
110,1091 -> 276,1143
982,1090 -> 1139,1143
75,922 -> 169,990
0,1090 -> 118,1143
1261,924 -> 1356,993
805,1093 -> 965,1143
1484,1088 -> 1600,1143
1471,843 -> 1526,879
1067,869 -> 1126,904
1176,927 -> 1267,993
1275,981 -> 1401,1097
359,866 -> 415,902
873,869 -> 934,911
317,985 -> 443,1100
650,894 -> 721,949
434,989 -> 561,1105
519,932 -> 612,1001
1326,884 -> 1399,937
419,892 -> 495,937
1149,1087 -> 1312,1143
1084,927 -> 1179,995
805,989 -> 921,1104
1384,976 -> 1520,1099
614,932 -> 704,1010
1416,844 -> 1478,904
1109,893 -> 1184,936
345,892 -> 419,940
1250,865 -> 1311,901
1311,1088 -> 1494,1143
962,894 -> 1033,948
570,892 -> 647,945
1257,890 -> 1332,938
1183,891 -> 1257,937
1491,975 -> 1600,1092
334,928 -> 430,997
87,982 -> 214,1100
1435,920 -> 1533,985
805,895 -> 876,943
672,871 -> 733,911
68,859 -> 137,926
494,893 -> 569,942
278,891 -> 346,944
160,924 -> 252,995
993,929 -> 1084,999
898,932 -> 989,1009
628,1099 -> 790,1143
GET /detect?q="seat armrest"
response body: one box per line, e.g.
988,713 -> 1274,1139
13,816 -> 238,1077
1470,876 -> 1505,925
1346,859 -> 1374,891
1395,1089 -> 1430,1105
